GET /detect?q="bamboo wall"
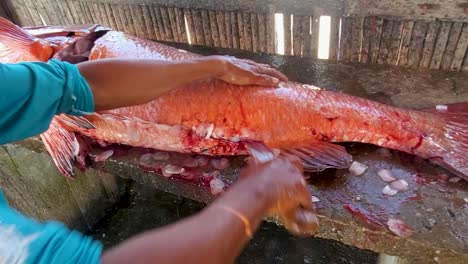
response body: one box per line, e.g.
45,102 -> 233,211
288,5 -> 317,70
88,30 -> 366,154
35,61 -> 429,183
2,0 -> 468,72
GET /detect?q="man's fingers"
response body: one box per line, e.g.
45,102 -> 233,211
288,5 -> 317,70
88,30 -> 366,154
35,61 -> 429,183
250,73 -> 280,86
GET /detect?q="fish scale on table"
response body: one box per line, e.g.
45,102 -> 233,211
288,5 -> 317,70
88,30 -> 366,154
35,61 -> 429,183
0,17 -> 466,181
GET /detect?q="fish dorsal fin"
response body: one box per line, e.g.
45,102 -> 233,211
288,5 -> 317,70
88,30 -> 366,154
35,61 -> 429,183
285,141 -> 353,172
0,17 -> 53,62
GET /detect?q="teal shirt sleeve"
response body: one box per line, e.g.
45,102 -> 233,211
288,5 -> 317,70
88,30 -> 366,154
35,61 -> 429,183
0,60 -> 101,263
0,59 -> 94,144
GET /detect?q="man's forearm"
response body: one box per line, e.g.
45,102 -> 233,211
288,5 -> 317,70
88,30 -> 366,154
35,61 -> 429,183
77,57 -> 226,111
101,178 -> 269,264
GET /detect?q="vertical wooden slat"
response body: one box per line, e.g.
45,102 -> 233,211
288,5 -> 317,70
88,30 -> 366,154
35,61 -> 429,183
283,13 -> 292,55
398,20 -> 414,65
97,3 -> 112,27
150,5 -> 165,41
191,9 -> 205,45
130,5 -> 146,38
216,11 -> 227,48
377,19 -> 394,64
441,22 -> 463,70
329,16 -> 340,61
243,12 -> 252,51
175,8 -> 187,43
23,0 -> 45,25
224,11 -> 233,48
302,17 -> 312,57
167,7 -> 179,42
80,1 -> 94,24
65,0 -> 82,24
236,12 -> 245,50
115,4 -> 130,33
266,8 -> 275,54
387,20 -> 403,65
141,4 -> 157,40
450,23 -> 468,71
462,51 -> 468,72
310,16 -> 320,59
184,8 -> 196,44
91,2 -> 104,25
407,21 -> 429,67
54,0 -> 68,24
360,16 -> 372,63
160,7 -> 174,42
9,0 -> 34,26
251,13 -> 259,52
201,10 -> 212,46
419,21 -> 441,68
36,0 -> 53,24
430,21 -> 451,69
62,0 -> 79,24
124,4 -> 137,36
339,17 -> 353,61
292,15 -> 302,56
350,17 -> 363,62
48,0 -> 65,25
258,13 -> 267,53
208,10 -> 220,47
369,17 -> 384,64
110,3 -> 125,32
231,12 -> 240,49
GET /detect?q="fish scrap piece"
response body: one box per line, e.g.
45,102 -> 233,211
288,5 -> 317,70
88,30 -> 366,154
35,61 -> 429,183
162,164 -> 185,177
377,169 -> 396,182
390,179 -> 409,191
349,161 -> 368,176
387,218 -> 413,237
209,178 -> 225,195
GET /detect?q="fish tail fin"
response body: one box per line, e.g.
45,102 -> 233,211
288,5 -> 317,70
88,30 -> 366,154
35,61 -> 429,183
417,103 -> 468,179
40,117 -> 80,178
0,17 -> 53,61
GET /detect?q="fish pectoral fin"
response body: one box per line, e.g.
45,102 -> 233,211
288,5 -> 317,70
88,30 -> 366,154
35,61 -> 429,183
284,141 -> 353,172
57,114 -> 95,130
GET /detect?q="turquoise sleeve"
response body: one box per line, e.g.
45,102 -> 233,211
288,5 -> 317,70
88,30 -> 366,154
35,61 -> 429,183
0,60 -> 94,144
0,194 -> 102,264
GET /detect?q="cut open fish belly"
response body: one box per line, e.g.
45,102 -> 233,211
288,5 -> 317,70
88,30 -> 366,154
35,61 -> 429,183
0,17 -> 466,180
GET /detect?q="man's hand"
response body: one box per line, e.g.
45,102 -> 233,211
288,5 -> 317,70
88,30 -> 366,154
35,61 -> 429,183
211,55 -> 288,87
240,156 -> 319,236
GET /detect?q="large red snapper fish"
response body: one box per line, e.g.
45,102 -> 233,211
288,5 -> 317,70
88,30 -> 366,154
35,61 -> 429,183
0,17 -> 466,180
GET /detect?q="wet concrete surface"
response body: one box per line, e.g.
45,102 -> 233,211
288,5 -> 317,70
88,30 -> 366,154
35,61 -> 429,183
80,43 -> 468,263
90,180 -> 378,264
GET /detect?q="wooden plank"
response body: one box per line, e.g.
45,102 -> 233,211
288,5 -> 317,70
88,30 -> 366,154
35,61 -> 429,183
250,13 -> 260,52
339,17 -> 353,61
430,21 -> 451,70
329,16 -> 340,61
377,19 -> 394,64
102,3 -> 118,30
236,12 -> 245,50
65,0 -> 82,24
350,17 -> 363,62
360,16 -> 372,63
407,21 -> 429,67
61,0 -> 78,24
462,50 -> 468,72
167,7 -> 180,42
79,1 -> 94,24
23,0 -> 45,25
201,10 -> 213,46
266,8 -> 275,54
123,4 -> 137,35
53,0 -> 68,24
160,7 -> 174,42
231,12 -> 240,49
387,20 -> 402,65
224,11 -> 233,48
208,10 -> 220,47
151,5 -> 166,41
115,4 -> 130,33
250,13 -> 259,52
440,22 -> 463,71
35,0 -> 53,25
141,4 -> 157,40
258,13 -> 267,53
175,8 -> 188,43
130,4 -> 146,38
419,20 -> 441,68
302,16 -> 312,57
110,3 -> 125,32
11,0 -> 35,26
242,12 -> 252,51
292,15 -> 302,56
90,2 -> 104,26
283,13 -> 292,55
98,3 -> 112,27
369,17 -> 384,64
397,20 -> 414,65
216,11 -> 228,48
191,9 -> 205,45
184,8 -> 196,44
450,23 -> 468,71
310,16 -> 320,59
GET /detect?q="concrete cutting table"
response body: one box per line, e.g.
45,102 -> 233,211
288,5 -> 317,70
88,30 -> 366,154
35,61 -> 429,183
1,43 -> 467,264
